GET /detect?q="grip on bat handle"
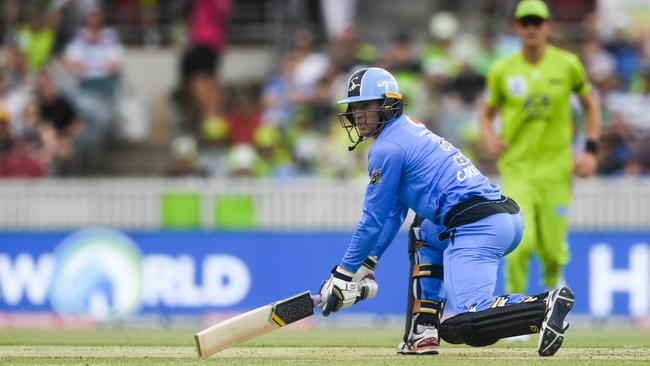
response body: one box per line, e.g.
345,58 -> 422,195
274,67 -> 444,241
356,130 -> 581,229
311,294 -> 322,307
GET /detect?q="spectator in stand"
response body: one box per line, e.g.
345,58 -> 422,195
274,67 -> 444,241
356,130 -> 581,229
225,86 -> 261,145
582,36 -> 617,91
421,12 -> 461,89
197,115 -> 230,177
178,0 -> 231,134
0,109 -> 12,155
1,0 -> 19,46
113,0 -> 162,47
597,114 -> 635,175
3,45 -> 31,90
472,31 -> 501,78
17,7 -> 55,71
36,71 -> 83,175
289,30 -> 330,107
384,30 -> 425,118
604,27 -> 641,90
167,135 -> 206,177
308,72 -> 337,134
286,107 -> 323,175
226,143 -> 258,177
328,25 -> 374,76
637,133 -> 650,174
0,68 -> 32,138
261,55 -> 297,129
251,124 -> 291,177
0,133 -> 47,178
448,63 -> 485,106
63,5 -> 123,147
64,6 -> 123,98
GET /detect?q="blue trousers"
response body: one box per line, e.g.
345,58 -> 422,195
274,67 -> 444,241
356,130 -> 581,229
418,212 -> 527,312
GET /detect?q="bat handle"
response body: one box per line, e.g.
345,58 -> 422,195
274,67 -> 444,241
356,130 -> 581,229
311,294 -> 322,307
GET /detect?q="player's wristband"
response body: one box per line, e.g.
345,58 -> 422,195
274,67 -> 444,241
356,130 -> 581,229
585,140 -> 598,155
362,256 -> 378,271
331,266 -> 354,281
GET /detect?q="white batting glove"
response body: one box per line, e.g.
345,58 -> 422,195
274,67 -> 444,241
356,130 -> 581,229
320,266 -> 378,317
352,256 -> 378,282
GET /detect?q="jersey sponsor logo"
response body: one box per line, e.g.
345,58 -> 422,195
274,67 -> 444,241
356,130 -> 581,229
523,93 -> 550,119
428,132 -> 453,151
456,164 -> 481,182
420,129 -> 455,151
549,78 -> 564,85
507,76 -> 527,97
369,169 -> 381,184
453,153 -> 469,166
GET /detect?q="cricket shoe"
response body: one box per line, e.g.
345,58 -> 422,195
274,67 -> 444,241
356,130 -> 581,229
538,286 -> 575,357
396,324 -> 440,355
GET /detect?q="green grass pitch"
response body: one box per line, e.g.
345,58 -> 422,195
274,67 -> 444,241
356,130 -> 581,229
0,328 -> 648,365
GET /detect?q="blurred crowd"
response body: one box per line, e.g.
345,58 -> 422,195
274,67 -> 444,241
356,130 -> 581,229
0,0 -> 131,177
170,4 -> 650,179
1,0 -> 649,178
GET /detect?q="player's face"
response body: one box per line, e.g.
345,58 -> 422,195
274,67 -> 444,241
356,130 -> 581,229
515,16 -> 550,48
351,101 -> 382,137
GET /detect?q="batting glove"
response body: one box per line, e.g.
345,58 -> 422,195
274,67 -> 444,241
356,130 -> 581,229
352,256 -> 378,282
320,266 -> 378,317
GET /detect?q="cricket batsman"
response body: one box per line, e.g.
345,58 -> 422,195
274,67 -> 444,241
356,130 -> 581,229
318,66 -> 575,356
479,0 -> 601,294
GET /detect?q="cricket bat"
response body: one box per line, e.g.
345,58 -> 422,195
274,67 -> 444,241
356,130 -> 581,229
195,291 -> 322,357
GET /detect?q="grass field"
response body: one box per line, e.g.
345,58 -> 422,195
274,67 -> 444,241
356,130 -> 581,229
0,327 -> 648,365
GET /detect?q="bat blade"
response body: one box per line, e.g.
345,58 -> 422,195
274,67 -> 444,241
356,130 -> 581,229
195,291 -> 321,357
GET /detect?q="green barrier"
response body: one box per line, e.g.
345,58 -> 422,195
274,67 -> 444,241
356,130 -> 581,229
161,192 -> 201,229
214,195 -> 256,229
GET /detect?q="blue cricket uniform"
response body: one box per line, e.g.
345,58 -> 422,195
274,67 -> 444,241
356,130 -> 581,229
339,115 -> 526,312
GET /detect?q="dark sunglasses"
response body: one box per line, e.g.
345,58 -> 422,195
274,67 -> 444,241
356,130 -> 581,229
518,16 -> 545,27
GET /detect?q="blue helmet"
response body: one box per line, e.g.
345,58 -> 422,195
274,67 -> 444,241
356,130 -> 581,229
337,67 -> 404,150
337,67 -> 402,105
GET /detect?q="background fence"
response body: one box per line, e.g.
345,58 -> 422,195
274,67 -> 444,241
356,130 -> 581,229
0,177 -> 649,230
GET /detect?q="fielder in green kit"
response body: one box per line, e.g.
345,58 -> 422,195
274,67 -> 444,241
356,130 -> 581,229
479,0 -> 601,293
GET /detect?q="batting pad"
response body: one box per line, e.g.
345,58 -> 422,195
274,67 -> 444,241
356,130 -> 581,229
440,299 -> 546,347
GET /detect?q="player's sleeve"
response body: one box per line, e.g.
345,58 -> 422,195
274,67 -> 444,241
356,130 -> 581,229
369,197 -> 408,260
484,63 -> 503,107
339,142 -> 404,273
569,55 -> 592,96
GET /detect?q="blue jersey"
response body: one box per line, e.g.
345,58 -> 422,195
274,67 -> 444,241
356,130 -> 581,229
340,115 -> 502,272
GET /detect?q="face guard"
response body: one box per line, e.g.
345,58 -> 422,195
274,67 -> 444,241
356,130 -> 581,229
338,94 -> 403,149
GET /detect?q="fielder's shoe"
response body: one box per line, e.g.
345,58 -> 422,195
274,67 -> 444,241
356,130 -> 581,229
538,286 -> 575,357
396,323 -> 440,355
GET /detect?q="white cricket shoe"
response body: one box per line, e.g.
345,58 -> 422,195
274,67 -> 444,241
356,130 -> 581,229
538,286 -> 575,357
396,324 -> 440,355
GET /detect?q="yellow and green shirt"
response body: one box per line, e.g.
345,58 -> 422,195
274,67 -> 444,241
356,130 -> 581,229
485,45 -> 591,181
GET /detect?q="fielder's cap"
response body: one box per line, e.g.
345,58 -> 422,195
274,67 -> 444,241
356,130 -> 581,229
515,0 -> 550,20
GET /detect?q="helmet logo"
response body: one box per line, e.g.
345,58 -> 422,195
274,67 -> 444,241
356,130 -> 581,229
349,76 -> 361,92
377,79 -> 396,89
